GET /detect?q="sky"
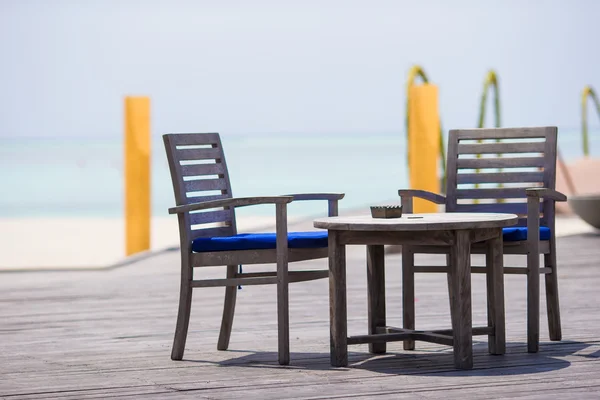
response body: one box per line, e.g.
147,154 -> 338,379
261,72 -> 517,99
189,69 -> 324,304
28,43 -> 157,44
0,0 -> 599,138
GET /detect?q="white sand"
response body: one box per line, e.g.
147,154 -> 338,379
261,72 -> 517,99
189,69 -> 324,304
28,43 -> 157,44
0,215 -> 291,270
0,213 -> 595,271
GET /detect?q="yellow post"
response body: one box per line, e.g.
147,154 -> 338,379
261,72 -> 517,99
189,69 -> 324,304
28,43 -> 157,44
408,84 -> 441,213
124,96 -> 151,256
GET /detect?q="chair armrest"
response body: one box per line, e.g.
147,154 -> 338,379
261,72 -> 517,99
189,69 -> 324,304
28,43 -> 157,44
398,189 -> 446,213
397,190 -> 446,204
284,193 -> 345,217
525,188 -> 567,202
168,196 -> 293,214
284,193 -> 345,201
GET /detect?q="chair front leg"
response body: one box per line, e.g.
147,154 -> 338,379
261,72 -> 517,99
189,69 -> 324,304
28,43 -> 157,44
526,196 -> 541,353
275,202 -> 290,365
171,250 -> 193,361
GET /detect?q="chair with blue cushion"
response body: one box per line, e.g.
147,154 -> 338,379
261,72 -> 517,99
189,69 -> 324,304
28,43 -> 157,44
163,132 -> 344,365
398,126 -> 566,353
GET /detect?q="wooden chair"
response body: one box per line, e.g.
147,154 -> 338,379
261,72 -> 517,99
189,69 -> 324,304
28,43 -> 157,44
163,132 -> 344,365
398,126 -> 567,353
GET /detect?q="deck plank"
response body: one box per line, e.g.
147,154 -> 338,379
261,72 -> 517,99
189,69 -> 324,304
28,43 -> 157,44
1,222 -> 599,399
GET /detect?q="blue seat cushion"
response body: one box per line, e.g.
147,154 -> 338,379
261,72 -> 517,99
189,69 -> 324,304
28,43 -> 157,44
502,226 -> 551,242
192,231 -> 328,253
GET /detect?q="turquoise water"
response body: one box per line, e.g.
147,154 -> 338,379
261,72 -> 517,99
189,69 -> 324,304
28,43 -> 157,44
1,129 -> 597,219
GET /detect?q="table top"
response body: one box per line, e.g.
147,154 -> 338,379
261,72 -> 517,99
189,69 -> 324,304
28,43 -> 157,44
314,212 -> 518,231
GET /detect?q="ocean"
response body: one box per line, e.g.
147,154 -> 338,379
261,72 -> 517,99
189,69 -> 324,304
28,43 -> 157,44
1,129 -> 597,220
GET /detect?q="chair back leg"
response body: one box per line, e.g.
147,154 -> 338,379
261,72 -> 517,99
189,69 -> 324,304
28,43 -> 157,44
217,265 -> 239,350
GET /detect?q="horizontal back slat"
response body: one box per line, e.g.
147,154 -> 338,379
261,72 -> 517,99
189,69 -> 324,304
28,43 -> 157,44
457,171 -> 545,184
189,226 -> 234,239
455,188 -> 528,199
458,141 -> 545,154
450,202 -> 529,215
185,194 -> 229,203
180,163 -> 226,177
455,127 -> 548,140
168,132 -> 220,146
177,147 -> 222,160
456,157 -> 545,169
184,178 -> 228,192
189,210 -> 233,225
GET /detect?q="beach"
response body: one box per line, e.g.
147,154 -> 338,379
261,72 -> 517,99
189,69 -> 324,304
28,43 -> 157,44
0,215 -> 295,270
0,212 -> 595,271
1,130 -> 598,271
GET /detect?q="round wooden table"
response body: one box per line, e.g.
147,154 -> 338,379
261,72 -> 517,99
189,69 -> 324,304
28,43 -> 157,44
314,212 -> 518,370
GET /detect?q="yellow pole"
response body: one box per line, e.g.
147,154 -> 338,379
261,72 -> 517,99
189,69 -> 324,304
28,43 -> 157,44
407,83 -> 441,213
405,66 -> 446,190
124,96 -> 151,256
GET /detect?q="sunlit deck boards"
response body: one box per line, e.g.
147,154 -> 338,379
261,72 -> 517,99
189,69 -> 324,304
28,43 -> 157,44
1,227 -> 599,399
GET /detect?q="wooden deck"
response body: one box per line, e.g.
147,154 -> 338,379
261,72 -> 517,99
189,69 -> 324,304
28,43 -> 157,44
1,221 -> 600,399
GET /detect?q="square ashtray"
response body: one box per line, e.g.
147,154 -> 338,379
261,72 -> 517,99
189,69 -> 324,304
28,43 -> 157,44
370,205 -> 403,219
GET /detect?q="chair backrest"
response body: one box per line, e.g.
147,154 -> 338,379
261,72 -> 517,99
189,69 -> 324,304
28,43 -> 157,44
445,127 -> 558,228
163,132 -> 237,240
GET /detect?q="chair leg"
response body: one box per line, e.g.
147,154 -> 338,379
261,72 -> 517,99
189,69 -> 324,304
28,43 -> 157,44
171,256 -> 193,361
277,265 -> 290,365
545,238 -> 562,341
402,246 -> 415,350
527,252 -> 540,353
217,265 -> 238,351
446,253 -> 456,340
275,203 -> 290,365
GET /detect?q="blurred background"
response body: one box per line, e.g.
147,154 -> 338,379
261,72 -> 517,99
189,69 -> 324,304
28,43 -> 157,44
1,0 -> 598,266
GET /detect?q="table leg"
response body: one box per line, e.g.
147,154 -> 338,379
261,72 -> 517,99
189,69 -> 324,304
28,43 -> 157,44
486,230 -> 506,355
402,246 -> 415,350
329,231 -> 348,367
449,230 -> 473,369
367,245 -> 386,354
